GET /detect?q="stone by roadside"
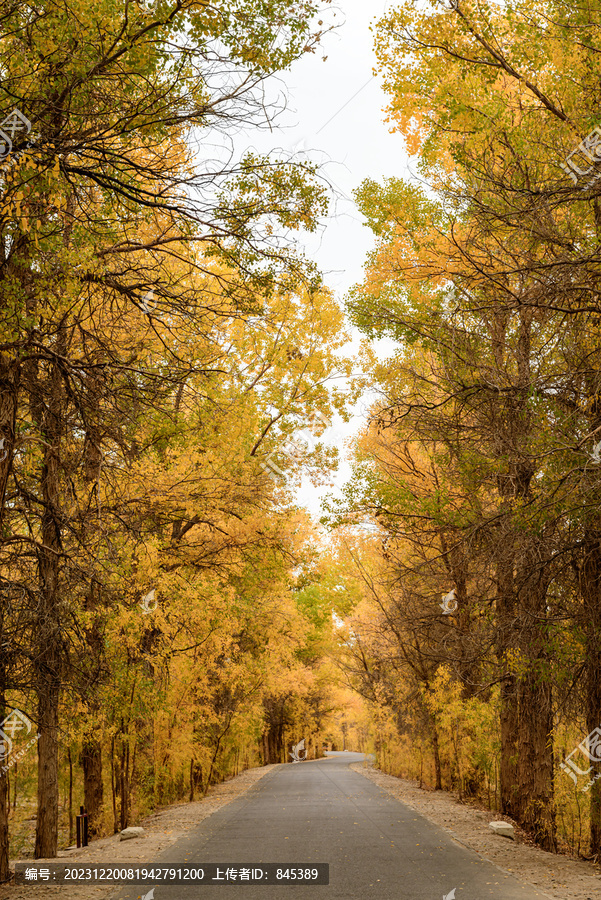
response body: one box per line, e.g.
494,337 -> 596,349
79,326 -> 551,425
1,764 -> 281,900
351,761 -> 601,900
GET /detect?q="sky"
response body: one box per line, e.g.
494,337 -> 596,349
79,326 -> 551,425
243,0 -> 410,518
260,0 -> 405,295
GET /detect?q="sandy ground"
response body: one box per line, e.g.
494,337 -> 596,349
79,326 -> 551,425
351,761 -> 601,900
1,764 -> 280,900
3,758 -> 601,899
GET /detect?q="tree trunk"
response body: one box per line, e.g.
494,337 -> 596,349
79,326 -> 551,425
33,517 -> 61,853
68,749 -> 73,846
431,721 -> 442,790
579,529 -> 601,856
495,538 -> 519,817
82,737 -> 104,836
110,737 -> 118,834
35,678 -> 60,857
499,672 -> 518,816
32,335 -> 65,859
516,673 -> 555,848
119,737 -> 129,831
0,697 -> 9,881
0,357 -> 20,875
262,697 -> 289,764
514,549 -> 555,851
0,354 -> 19,530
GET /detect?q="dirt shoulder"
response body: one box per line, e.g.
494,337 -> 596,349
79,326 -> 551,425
1,764 -> 281,900
351,761 -> 601,900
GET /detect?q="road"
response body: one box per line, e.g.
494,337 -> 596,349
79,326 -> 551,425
112,752 -> 548,900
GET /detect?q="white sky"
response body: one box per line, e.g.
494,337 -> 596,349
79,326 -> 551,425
243,0 -> 410,517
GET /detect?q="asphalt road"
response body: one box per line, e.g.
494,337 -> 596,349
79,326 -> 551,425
111,752 -> 548,900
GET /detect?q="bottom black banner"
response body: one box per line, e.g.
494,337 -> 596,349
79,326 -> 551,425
15,862 -> 329,885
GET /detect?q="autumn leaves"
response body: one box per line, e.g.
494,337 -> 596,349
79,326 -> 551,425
334,0 -> 601,858
0,0 -> 346,867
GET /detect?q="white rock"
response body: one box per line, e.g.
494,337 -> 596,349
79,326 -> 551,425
489,820 -> 515,840
120,826 -> 145,841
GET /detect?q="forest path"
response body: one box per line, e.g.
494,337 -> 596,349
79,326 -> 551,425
111,751 -> 550,900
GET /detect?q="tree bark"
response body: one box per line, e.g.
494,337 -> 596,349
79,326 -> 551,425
431,722 -> 442,790
0,696 -> 9,881
579,529 -> 601,856
68,749 -> 73,846
513,548 -> 555,850
35,677 -> 60,858
495,535 -> 519,817
31,338 -> 65,859
499,672 -> 518,816
515,671 -> 555,848
82,737 -> 104,836
0,357 -> 20,875
0,354 -> 19,530
119,736 -> 130,831
110,737 -> 118,834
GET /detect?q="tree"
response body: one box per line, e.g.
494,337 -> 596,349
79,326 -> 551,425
0,0 -> 337,865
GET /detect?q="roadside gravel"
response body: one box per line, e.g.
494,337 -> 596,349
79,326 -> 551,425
352,761 -> 601,900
